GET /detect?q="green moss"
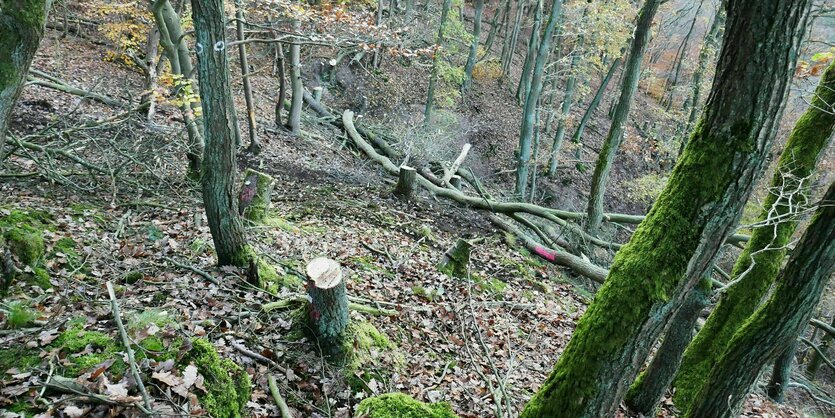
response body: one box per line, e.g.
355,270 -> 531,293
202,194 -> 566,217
0,346 -> 40,372
240,169 -> 275,223
343,322 -> 404,395
51,323 -> 125,378
124,270 -> 144,284
31,267 -> 51,288
356,393 -> 457,418
52,237 -> 82,272
183,339 -> 251,418
258,259 -> 302,291
4,228 -> 44,266
5,300 -> 37,329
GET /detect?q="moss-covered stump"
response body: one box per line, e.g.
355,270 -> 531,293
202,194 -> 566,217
238,169 -> 275,223
0,209 -> 51,292
356,393 -> 457,418
183,339 -> 252,418
438,238 -> 473,278
343,321 -> 404,394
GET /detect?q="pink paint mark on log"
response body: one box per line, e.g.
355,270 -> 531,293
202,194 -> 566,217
533,245 -> 557,262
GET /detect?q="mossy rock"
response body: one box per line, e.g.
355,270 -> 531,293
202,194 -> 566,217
182,339 -> 252,418
356,393 -> 457,418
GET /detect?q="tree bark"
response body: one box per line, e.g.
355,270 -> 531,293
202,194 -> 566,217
520,0 -> 811,415
681,6 -> 724,152
516,0 -> 542,104
624,277 -> 712,415
568,57 -> 621,152
0,0 -> 50,158
805,315 -> 835,379
234,0 -> 260,154
191,0 -> 252,268
306,257 -> 349,354
687,181 -> 835,418
514,0 -> 563,200
673,58 -> 835,412
463,0 -> 484,91
766,340 -> 798,403
585,0 -> 661,235
274,43 -> 287,128
287,19 -> 303,136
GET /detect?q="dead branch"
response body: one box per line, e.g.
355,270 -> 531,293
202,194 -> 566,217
268,374 -> 294,418
106,281 -> 154,414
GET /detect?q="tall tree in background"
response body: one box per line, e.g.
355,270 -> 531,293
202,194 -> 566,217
287,19 -> 303,136
520,0 -> 811,415
672,56 -> 835,412
585,0 -> 661,235
234,0 -> 260,154
680,5 -> 723,152
514,0 -> 563,200
687,181 -> 835,418
516,0 -> 542,104
463,0 -> 484,91
0,0 -> 51,158
191,0 -> 253,268
424,0 -> 453,125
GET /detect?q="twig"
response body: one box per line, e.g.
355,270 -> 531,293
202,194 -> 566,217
268,374 -> 294,418
261,293 -> 398,316
106,281 -> 154,415
163,256 -> 219,285
800,336 -> 835,373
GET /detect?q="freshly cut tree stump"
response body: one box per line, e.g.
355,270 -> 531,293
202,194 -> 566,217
238,169 -> 275,222
449,175 -> 462,190
393,165 -> 416,199
306,257 -> 349,352
438,238 -> 472,278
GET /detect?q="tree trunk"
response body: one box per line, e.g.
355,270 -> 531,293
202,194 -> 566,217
274,43 -> 287,127
514,0 -> 563,200
140,27 -> 161,122
520,0 -> 811,415
306,257 -> 349,353
687,181 -> 835,418
805,315 -> 835,379
681,5 -> 724,149
568,57 -> 621,150
547,11 -> 587,176
661,0 -> 704,110
151,0 -> 204,177
0,1 -> 50,158
673,58 -> 835,412
423,0 -> 452,125
501,1 -> 525,76
234,0 -> 260,154
624,277 -> 712,415
766,340 -> 798,403
287,19 -> 303,136
238,169 -> 275,223
191,0 -> 252,268
482,0 -> 506,55
516,0 -> 542,104
438,238 -> 473,278
585,0 -> 661,235
463,0 -> 484,91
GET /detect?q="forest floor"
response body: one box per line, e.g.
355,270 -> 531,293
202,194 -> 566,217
1,23 -> 830,418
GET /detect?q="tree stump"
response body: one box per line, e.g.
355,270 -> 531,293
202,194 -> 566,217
449,175 -> 462,190
393,165 -> 416,199
238,169 -> 275,223
438,238 -> 472,278
306,257 -> 349,353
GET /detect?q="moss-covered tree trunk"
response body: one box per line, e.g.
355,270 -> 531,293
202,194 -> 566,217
462,0 -> 484,91
520,1 -> 810,416
687,181 -> 835,418
673,57 -> 835,412
0,0 -> 50,158
514,0 -> 563,200
585,0 -> 661,235
624,277 -> 711,415
238,169 -> 275,223
191,0 -> 252,269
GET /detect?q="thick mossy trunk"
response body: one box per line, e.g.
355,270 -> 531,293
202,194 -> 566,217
673,58 -> 835,412
687,181 -> 835,418
585,0 -> 660,235
520,1 -> 810,416
191,0 -> 252,268
0,0 -> 50,157
514,0 -> 563,200
624,278 -> 711,415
